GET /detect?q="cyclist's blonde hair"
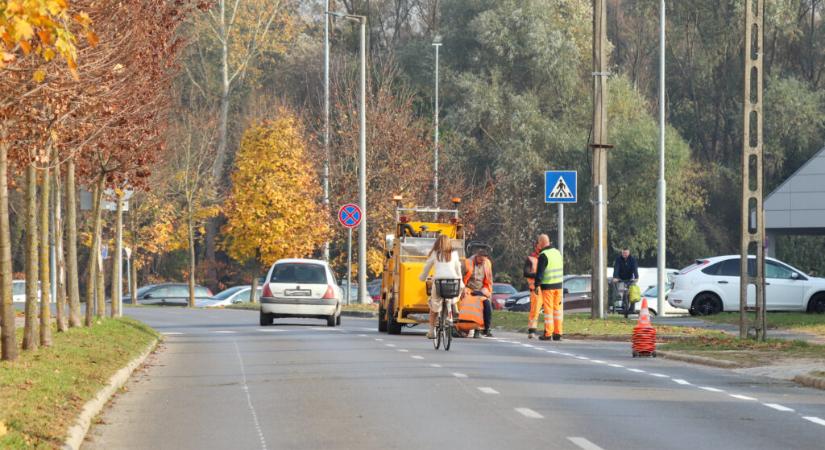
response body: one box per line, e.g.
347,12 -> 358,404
429,235 -> 453,262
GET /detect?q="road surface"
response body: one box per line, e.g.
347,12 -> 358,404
84,307 -> 825,450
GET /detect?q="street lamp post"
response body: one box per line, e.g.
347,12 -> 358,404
323,0 -> 331,262
657,0 -> 667,316
433,37 -> 442,209
328,11 -> 368,303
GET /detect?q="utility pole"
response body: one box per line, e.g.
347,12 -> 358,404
740,0 -> 766,340
656,0 -> 667,317
323,0 -> 330,262
356,16 -> 368,304
590,0 -> 610,319
433,37 -> 442,209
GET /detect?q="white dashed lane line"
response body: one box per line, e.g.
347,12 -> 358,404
699,386 -> 724,393
161,332 -> 183,335
627,368 -> 645,373
672,379 -> 691,386
477,387 -> 499,395
257,329 -> 284,332
430,364 -> 442,368
452,372 -> 468,379
649,373 -> 669,378
568,437 -> 605,450
763,403 -> 795,412
411,355 -> 424,360
397,349 -> 409,353
374,338 -> 384,341
214,330 -> 236,334
802,416 -> 825,427
729,394 -> 758,401
515,408 -> 543,419
385,343 -> 396,347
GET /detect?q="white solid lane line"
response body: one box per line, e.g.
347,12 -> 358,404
515,408 -> 544,419
762,403 -> 794,412
729,394 -> 758,401
452,372 -> 468,379
802,416 -> 825,427
672,379 -> 691,385
568,437 -> 606,450
477,387 -> 499,395
699,386 -> 724,393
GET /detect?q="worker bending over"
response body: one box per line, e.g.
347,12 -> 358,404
534,234 -> 563,341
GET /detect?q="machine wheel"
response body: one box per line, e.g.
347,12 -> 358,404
259,311 -> 272,326
378,303 -> 388,332
807,293 -> 825,314
327,314 -> 336,327
692,293 -> 722,316
387,298 -> 403,335
336,314 -> 342,326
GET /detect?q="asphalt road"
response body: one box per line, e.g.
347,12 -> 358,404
84,307 -> 825,450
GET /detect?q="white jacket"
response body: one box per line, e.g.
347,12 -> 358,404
419,251 -> 463,284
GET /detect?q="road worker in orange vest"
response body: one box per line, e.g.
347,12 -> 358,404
524,237 -> 541,339
463,245 -> 494,338
534,234 -> 564,341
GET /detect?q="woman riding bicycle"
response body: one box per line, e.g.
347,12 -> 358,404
419,235 -> 463,339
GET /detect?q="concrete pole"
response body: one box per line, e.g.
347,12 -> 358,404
558,204 -> 564,256
657,0 -> 667,317
357,17 -> 368,304
114,196 -> 123,317
323,0 -> 330,262
433,41 -> 441,209
591,0 -> 609,319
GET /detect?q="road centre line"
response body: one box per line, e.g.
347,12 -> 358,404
515,408 -> 543,419
568,437 -> 605,450
477,387 -> 499,395
802,416 -> 825,427
452,372 -> 468,378
699,386 -> 724,393
763,403 -> 795,412
729,394 -> 758,401
233,341 -> 268,450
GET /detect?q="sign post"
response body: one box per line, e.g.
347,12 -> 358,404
338,204 -> 363,304
545,170 -> 578,258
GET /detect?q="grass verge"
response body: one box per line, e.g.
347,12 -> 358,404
659,335 -> 825,367
491,311 -> 724,339
0,318 -> 158,449
699,312 -> 825,338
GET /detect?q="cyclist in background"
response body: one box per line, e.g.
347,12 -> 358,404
612,248 -> 639,314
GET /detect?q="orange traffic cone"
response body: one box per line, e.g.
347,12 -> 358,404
631,298 -> 656,357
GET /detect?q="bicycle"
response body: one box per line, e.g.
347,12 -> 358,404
613,279 -> 638,318
433,279 -> 461,351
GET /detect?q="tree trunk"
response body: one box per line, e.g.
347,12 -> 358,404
188,213 -> 196,308
23,164 -> 39,350
85,179 -> 103,325
249,270 -> 259,303
130,247 -> 138,304
111,195 -> 123,317
0,125 -> 18,360
39,162 -> 52,347
53,157 -> 67,332
66,159 -> 81,327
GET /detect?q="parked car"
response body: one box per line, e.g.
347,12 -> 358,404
504,291 -> 531,311
12,280 -> 41,302
204,285 -> 262,307
260,259 -> 343,326
491,283 -> 518,310
339,280 -> 359,303
668,255 -> 825,315
129,283 -> 213,306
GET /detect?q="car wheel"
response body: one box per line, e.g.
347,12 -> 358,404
692,293 -> 722,316
387,297 -> 402,335
378,303 -> 388,332
336,314 -> 342,326
259,311 -> 272,326
807,293 -> 825,314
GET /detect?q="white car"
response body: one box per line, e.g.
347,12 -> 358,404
204,285 -> 262,307
260,259 -> 342,327
668,255 -> 825,315
12,280 -> 41,302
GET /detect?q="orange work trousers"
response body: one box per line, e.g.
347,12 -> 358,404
528,291 -> 542,329
540,288 -> 563,336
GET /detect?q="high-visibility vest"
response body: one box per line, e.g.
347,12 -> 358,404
527,255 -> 538,290
539,248 -> 563,285
456,291 -> 484,332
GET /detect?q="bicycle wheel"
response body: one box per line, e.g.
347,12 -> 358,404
622,292 -> 630,318
444,310 -> 453,351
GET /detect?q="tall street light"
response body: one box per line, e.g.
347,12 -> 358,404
657,0 -> 667,316
432,36 -> 442,209
322,0 -> 330,262
328,11 -> 368,303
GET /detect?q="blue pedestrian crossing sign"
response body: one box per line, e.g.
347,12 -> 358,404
544,171 -> 577,203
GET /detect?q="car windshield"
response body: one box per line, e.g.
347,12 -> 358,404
271,263 -> 327,284
213,286 -> 246,300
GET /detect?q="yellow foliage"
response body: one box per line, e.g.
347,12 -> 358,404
221,110 -> 329,266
